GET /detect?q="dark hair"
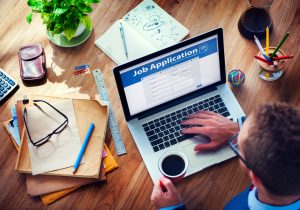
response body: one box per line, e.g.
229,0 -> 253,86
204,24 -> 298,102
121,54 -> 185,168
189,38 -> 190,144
243,103 -> 300,196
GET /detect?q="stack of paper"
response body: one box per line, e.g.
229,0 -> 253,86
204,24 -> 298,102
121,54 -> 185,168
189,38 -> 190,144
15,97 -> 107,178
3,96 -> 119,205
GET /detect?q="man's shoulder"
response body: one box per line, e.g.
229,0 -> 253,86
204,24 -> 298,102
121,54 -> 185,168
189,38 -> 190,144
223,186 -> 251,210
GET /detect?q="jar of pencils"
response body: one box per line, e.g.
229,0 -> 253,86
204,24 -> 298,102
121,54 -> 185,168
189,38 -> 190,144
256,47 -> 285,81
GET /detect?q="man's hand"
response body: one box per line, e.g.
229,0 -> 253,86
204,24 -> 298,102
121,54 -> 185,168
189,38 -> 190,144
181,110 -> 239,152
151,177 -> 183,209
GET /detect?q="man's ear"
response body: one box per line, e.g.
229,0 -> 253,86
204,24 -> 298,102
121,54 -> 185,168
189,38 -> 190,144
249,170 -> 263,188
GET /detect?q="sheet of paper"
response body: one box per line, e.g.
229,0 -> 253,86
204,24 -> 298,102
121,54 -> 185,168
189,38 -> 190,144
123,0 -> 189,49
25,99 -> 82,175
95,19 -> 156,65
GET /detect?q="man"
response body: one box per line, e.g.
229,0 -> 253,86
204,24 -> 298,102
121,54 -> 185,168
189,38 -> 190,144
151,103 -> 300,209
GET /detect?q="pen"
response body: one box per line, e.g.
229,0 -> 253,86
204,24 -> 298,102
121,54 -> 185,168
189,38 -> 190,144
254,56 -> 273,65
73,123 -> 95,174
270,32 -> 289,59
74,68 -> 88,75
159,180 -> 167,192
254,35 -> 272,62
119,22 -> 129,59
74,64 -> 90,71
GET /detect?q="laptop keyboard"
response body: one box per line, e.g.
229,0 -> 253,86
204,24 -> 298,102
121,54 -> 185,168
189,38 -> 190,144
142,95 -> 231,152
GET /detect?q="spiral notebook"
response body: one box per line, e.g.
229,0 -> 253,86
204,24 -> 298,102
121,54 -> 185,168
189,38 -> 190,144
95,0 -> 189,64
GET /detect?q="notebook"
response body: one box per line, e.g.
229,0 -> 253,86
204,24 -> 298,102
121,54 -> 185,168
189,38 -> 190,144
26,163 -> 106,196
5,100 -> 117,205
4,119 -> 106,196
95,0 -> 189,65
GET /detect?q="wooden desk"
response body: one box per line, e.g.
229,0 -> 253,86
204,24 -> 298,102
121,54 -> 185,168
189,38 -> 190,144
0,0 -> 299,209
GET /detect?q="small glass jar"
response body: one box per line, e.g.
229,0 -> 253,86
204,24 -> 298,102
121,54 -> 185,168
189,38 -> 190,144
256,47 -> 285,81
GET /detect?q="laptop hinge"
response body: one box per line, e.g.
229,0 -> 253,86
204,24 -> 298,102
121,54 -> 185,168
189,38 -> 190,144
137,86 -> 217,120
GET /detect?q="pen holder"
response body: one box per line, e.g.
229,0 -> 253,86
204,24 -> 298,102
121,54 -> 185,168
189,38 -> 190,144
257,47 -> 285,81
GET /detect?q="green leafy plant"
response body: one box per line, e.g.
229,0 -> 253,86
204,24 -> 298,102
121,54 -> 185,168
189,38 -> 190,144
26,0 -> 100,40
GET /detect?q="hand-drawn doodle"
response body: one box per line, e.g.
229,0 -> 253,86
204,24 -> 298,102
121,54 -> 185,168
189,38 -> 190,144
143,15 -> 165,31
145,5 -> 155,11
122,0 -> 188,49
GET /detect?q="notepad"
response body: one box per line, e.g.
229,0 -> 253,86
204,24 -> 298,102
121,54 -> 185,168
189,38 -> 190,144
95,0 -> 189,65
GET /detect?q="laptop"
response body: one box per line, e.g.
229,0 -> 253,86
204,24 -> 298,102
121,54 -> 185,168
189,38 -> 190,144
113,28 -> 245,182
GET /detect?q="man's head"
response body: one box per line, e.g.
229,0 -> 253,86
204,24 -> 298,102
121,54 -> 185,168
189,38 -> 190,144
238,103 -> 300,196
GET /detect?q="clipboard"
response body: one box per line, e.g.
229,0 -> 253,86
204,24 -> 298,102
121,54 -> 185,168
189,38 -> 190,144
15,96 -> 108,178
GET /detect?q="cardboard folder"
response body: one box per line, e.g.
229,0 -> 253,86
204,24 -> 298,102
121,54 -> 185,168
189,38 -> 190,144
4,117 -> 110,199
15,96 -> 108,178
26,162 -> 106,196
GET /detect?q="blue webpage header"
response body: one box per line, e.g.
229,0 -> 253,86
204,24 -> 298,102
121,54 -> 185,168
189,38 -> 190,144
121,38 -> 218,87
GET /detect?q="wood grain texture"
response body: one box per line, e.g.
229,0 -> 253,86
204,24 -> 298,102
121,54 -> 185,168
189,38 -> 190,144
0,0 -> 299,209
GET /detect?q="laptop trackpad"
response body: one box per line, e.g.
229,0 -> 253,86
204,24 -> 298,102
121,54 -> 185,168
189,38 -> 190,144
183,136 -> 228,170
189,134 -> 210,144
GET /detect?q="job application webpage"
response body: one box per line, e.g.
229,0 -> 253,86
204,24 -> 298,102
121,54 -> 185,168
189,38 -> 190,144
120,35 -> 221,116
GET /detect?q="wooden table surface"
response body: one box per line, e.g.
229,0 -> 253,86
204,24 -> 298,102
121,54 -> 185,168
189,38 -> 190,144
0,0 -> 299,209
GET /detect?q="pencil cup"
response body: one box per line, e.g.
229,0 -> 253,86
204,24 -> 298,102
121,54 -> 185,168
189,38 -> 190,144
257,47 -> 285,81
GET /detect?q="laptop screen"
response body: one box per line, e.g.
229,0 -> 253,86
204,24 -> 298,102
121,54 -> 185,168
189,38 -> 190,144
119,35 -> 221,116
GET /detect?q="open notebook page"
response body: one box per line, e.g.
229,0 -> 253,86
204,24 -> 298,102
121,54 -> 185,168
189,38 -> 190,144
95,19 -> 156,65
123,0 -> 189,50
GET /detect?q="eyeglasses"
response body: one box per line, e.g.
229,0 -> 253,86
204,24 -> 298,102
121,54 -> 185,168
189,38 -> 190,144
228,116 -> 253,170
23,100 -> 69,147
228,132 -> 253,170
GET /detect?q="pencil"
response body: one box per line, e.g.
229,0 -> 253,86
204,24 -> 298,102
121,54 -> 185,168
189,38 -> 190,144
254,56 -> 273,65
254,35 -> 272,62
272,55 -> 294,61
269,32 -> 290,59
266,26 -> 269,55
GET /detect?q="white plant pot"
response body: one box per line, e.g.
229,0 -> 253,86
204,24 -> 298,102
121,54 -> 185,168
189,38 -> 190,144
47,22 -> 92,47
73,23 -> 86,37
61,23 -> 86,38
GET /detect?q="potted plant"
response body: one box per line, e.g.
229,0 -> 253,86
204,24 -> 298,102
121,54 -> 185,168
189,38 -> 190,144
26,0 -> 100,41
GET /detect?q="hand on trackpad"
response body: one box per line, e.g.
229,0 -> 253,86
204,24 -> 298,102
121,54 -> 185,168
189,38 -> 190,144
189,134 -> 211,145
181,110 -> 239,152
190,135 -> 217,153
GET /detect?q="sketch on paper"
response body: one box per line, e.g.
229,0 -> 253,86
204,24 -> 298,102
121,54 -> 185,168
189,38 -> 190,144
123,0 -> 188,49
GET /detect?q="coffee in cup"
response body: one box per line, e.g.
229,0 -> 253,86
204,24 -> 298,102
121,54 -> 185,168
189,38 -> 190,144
158,151 -> 188,182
